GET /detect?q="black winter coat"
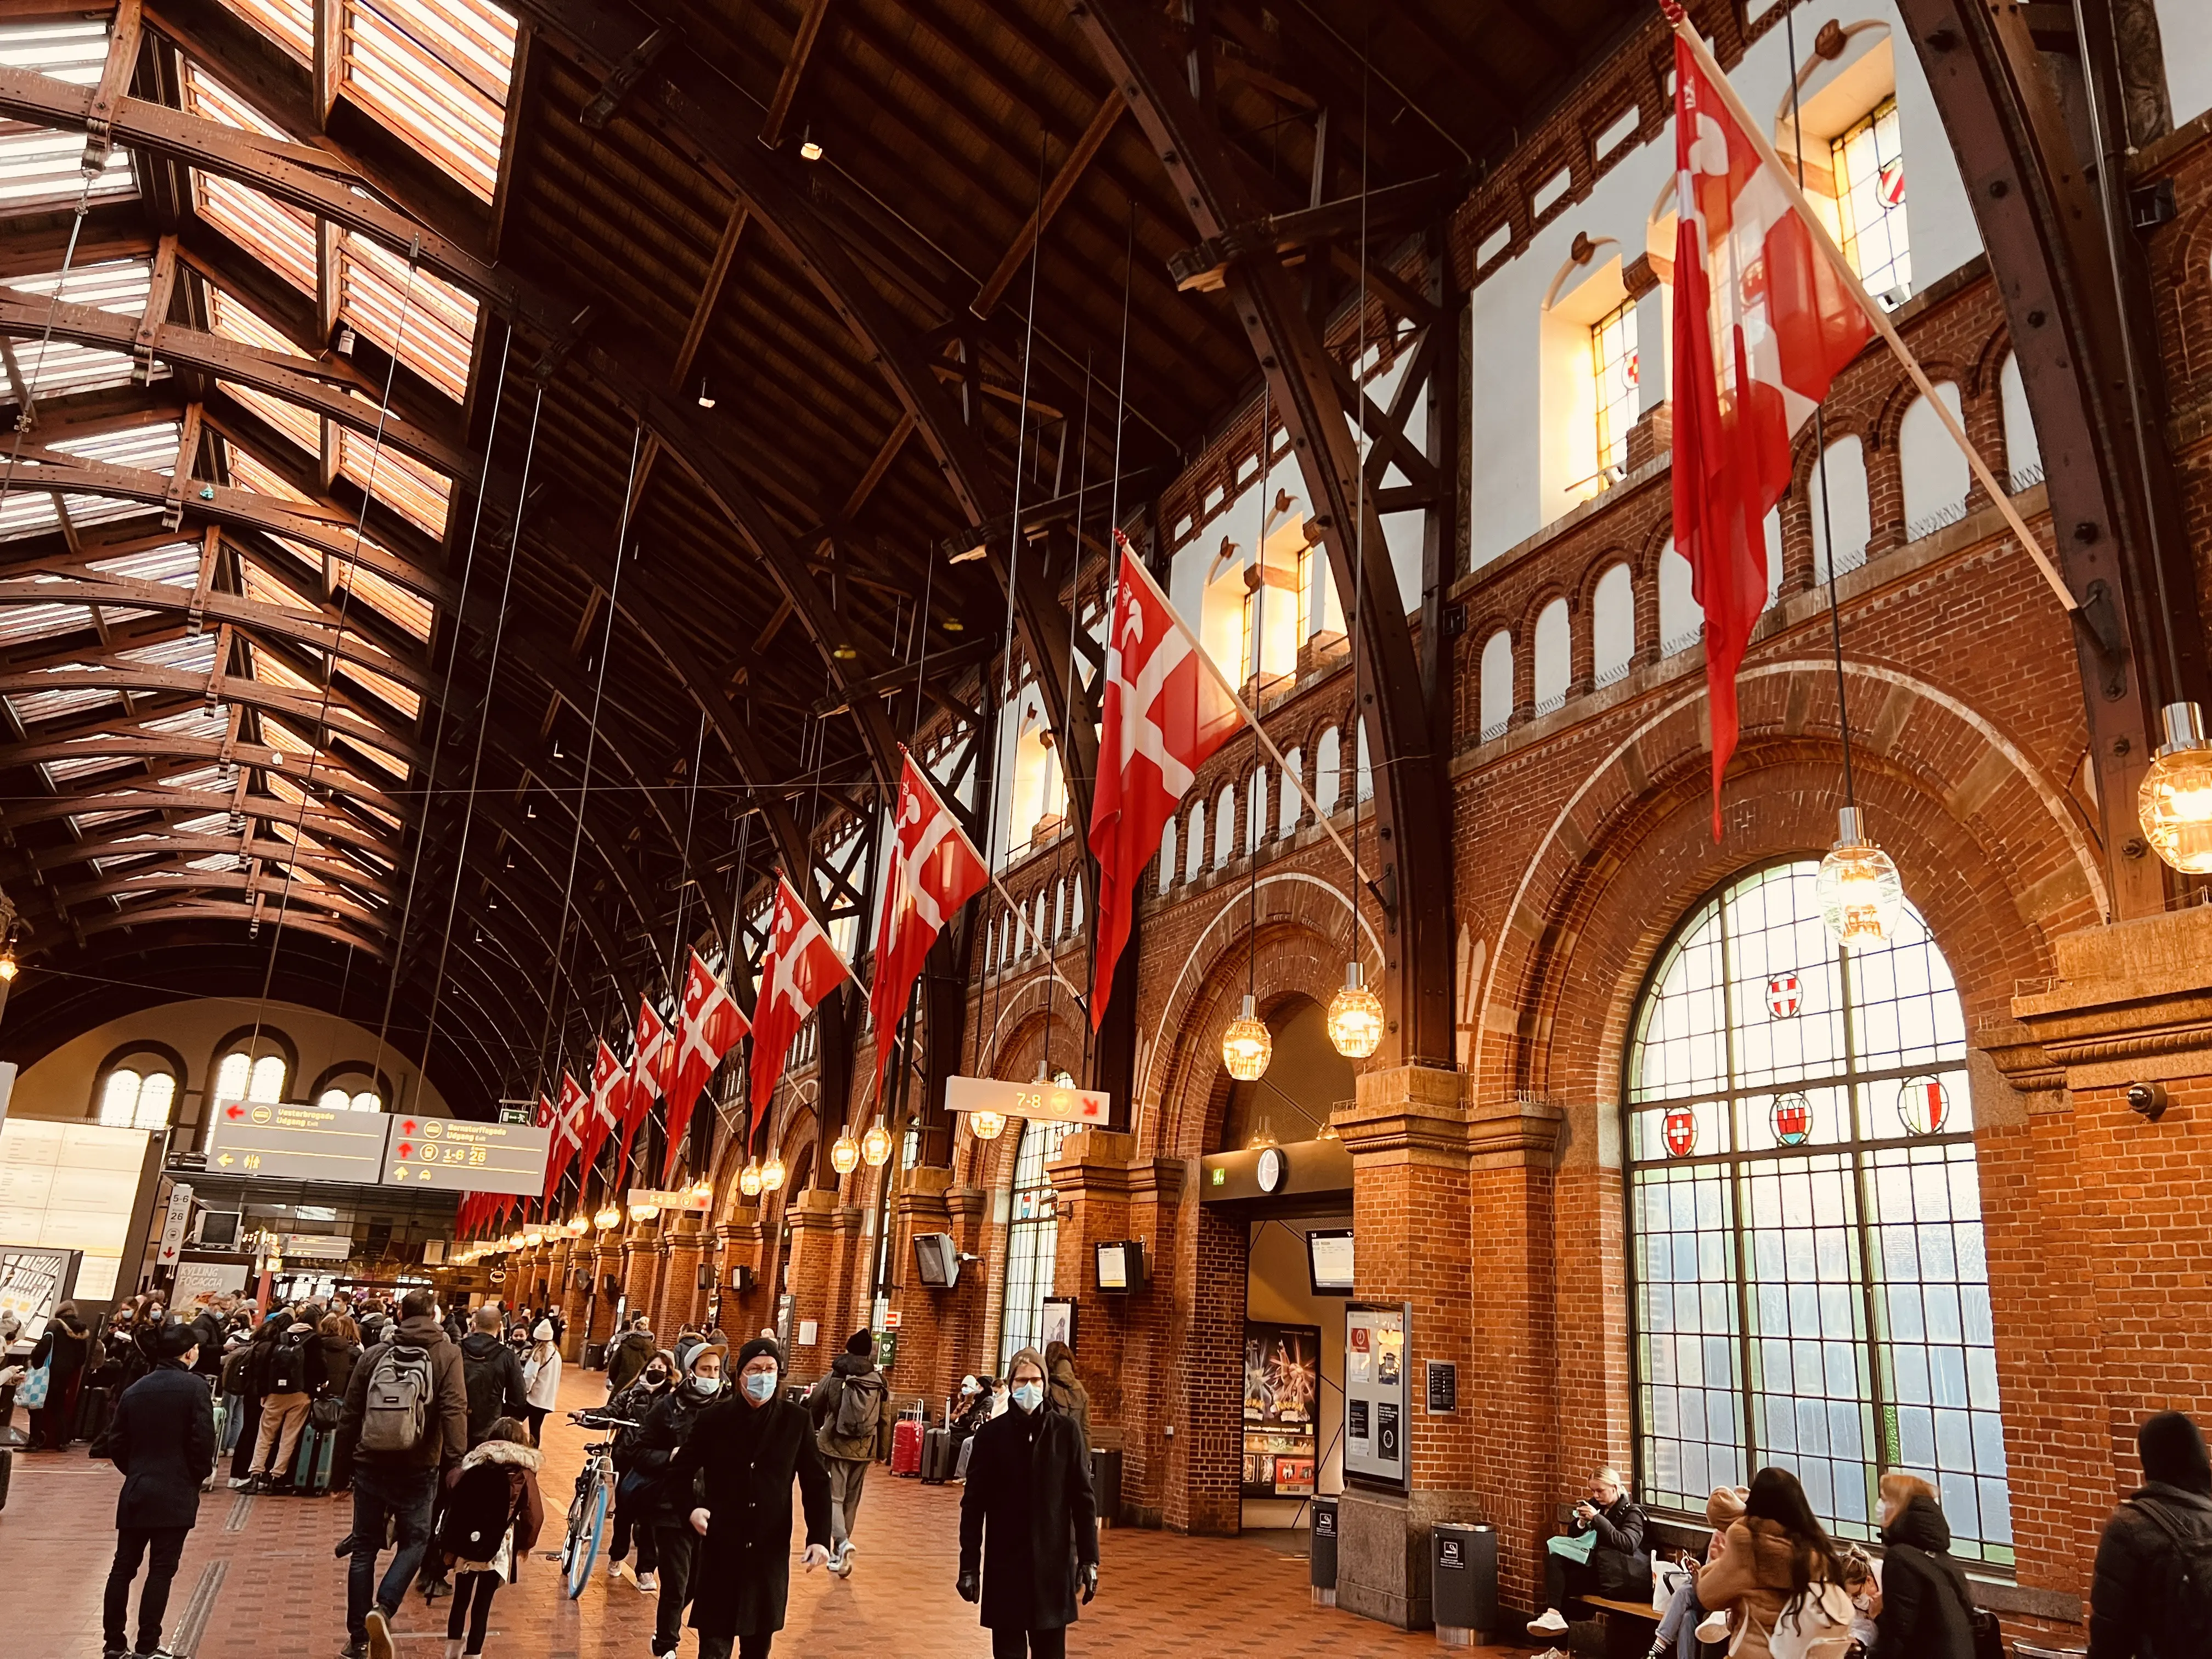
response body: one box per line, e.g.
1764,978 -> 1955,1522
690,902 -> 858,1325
457,1330 -> 530,1444
29,1317 -> 89,1380
669,1393 -> 831,1638
1569,1493 -> 1652,1599
2090,1481 -> 2212,1659
1878,1494 -> 1978,1659
958,1404 -> 1099,1633
624,1383 -> 720,1526
108,1361 -> 217,1530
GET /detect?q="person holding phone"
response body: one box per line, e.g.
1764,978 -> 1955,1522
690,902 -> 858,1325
1530,1466 -> 1652,1642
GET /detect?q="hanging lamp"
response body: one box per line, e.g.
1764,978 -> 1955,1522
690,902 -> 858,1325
1816,806 -> 1904,950
2140,701 -> 2212,872
860,1121 -> 893,1167
1222,993 -> 1272,1081
738,1160 -> 763,1199
760,1153 -> 787,1191
1328,961 -> 1385,1059
830,1132 -> 860,1176
968,1109 -> 1008,1142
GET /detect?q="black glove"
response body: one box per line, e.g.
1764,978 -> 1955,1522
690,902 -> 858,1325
957,1572 -> 980,1604
1080,1563 -> 1099,1604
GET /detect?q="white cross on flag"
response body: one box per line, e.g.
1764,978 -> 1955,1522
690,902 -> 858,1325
664,949 -> 751,1183
542,1071 -> 587,1202
1087,534 -> 1244,1024
616,995 -> 668,1191
867,749 -> 989,1101
583,1037 -> 629,1184
750,872 -> 855,1115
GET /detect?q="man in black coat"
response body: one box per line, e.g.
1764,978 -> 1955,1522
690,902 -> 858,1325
627,1343 -> 736,1658
102,1320 -> 216,1659
1530,1466 -> 1651,1638
668,1336 -> 832,1659
958,1345 -> 1100,1659
2091,1410 -> 2212,1659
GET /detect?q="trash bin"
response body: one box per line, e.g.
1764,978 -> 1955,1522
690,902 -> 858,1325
582,1341 -> 606,1370
1090,1446 -> 1124,1530
1431,1521 -> 1497,1647
1310,1497 -> 1339,1606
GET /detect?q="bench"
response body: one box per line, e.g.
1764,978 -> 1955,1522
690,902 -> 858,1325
1578,1594 -> 1660,1659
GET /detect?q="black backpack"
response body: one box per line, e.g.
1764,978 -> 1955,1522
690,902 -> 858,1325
2129,1494 -> 2212,1656
437,1459 -> 520,1559
266,1330 -> 311,1394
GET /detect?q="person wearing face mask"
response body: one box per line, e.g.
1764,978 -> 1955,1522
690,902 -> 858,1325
101,1319 -> 216,1659
627,1345 -> 734,1657
957,1346 -> 1100,1659
669,1337 -> 833,1659
603,1350 -> 678,1592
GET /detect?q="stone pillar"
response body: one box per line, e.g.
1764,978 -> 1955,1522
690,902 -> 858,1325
884,1165 -> 957,1406
584,1229 -> 624,1356
717,1209 -> 768,1336
1331,1065 -> 1550,1631
620,1216 -> 662,1331
655,1212 -> 706,1336
558,1238 -> 590,1362
781,1188 -> 850,1380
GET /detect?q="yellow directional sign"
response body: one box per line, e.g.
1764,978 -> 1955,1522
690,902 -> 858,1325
202,1101 -> 388,1184
382,1115 -> 549,1196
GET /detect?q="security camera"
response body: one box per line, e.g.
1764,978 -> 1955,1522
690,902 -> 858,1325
2125,1080 -> 2169,1122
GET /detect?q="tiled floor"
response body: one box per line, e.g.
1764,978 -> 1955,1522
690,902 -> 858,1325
2,1370 -> 1521,1657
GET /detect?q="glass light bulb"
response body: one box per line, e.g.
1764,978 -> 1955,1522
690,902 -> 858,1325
1816,806 -> 1904,950
2140,702 -> 2212,873
969,1109 -> 1008,1141
629,1202 -> 660,1223
761,1155 -> 786,1191
861,1122 -> 893,1167
830,1133 -> 860,1175
691,1178 -> 713,1204
523,1230 -> 543,1248
738,1161 -> 763,1198
594,1205 -> 622,1230
1327,961 -> 1384,1059
0,952 -> 18,981
1222,993 -> 1272,1081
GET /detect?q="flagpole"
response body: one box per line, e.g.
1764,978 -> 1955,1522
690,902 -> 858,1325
1660,3 -> 2076,613
1115,537 -> 1376,886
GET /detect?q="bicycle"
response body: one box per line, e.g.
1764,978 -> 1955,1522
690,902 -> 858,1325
554,1410 -> 636,1599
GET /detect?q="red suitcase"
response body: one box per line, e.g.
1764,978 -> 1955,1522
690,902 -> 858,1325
890,1415 -> 923,1476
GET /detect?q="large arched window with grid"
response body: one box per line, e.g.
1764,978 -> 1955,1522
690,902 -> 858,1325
97,1062 -> 178,1131
1626,862 -> 2012,1564
998,1105 -> 1074,1373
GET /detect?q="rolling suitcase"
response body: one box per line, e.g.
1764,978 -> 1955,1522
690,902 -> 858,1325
890,1415 -> 923,1477
919,1426 -> 950,1485
292,1419 -> 336,1495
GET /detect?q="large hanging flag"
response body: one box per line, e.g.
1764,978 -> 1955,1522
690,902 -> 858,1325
1087,535 -> 1245,1023
867,749 -> 990,1101
542,1071 -> 587,1203
583,1038 -> 629,1192
749,872 -> 855,1115
1667,13 -> 1871,833
616,996 -> 668,1192
664,949 -> 752,1182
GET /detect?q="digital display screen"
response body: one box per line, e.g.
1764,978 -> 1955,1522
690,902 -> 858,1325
912,1233 -> 953,1288
1096,1242 -> 1127,1290
1307,1228 -> 1355,1295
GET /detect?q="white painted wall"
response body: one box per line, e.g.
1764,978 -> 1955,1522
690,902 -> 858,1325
2158,0 -> 2212,127
1899,382 -> 1969,536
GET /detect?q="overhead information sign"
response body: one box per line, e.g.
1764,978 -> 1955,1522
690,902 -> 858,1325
382,1115 -> 549,1196
944,1074 -> 1111,1128
205,1102 -> 387,1184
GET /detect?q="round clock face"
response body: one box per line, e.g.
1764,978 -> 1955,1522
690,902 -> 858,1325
1256,1145 -> 1287,1193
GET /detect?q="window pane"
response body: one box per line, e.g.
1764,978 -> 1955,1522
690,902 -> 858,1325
214,1051 -> 252,1103
99,1068 -> 142,1128
134,1071 -> 176,1131
353,1090 -> 382,1113
249,1053 -> 286,1102
317,1088 -> 351,1113
998,1117 -> 1074,1373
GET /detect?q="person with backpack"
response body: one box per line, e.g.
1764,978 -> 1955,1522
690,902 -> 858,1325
1694,1466 -> 1855,1659
336,1289 -> 469,1659
2090,1410 -> 2212,1659
433,1415 -> 544,1659
521,1321 -> 562,1445
605,1350 -> 677,1591
606,1313 -> 657,1395
100,1319 -> 215,1659
244,1305 -> 324,1493
458,1306 -> 531,1447
1869,1473 -> 1978,1659
806,1330 -> 887,1578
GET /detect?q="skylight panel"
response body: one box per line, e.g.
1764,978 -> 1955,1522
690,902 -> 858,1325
217,0 -> 314,63
119,634 -> 219,674
240,561 -> 321,616
341,235 -> 476,400
3,260 -> 163,401
227,375 -> 323,455
337,661 -> 419,718
42,752 -> 136,785
0,21 -> 137,215
143,704 -> 232,742
341,0 -> 516,202
183,65 -> 318,296
248,648 -> 317,692
71,808 -> 136,828
8,681 -> 119,724
208,287 -> 326,453
0,489 -> 60,542
88,542 -> 201,585
55,421 -> 182,532
224,444 -> 316,505
332,558 -> 433,640
187,849 -> 244,872
174,812 -> 233,834
161,763 -> 229,792
336,427 -> 450,537
336,731 -> 407,779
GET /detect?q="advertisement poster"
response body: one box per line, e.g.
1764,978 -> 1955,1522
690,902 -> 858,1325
1344,1301 -> 1411,1489
0,1245 -> 80,1342
1241,1320 -> 1321,1498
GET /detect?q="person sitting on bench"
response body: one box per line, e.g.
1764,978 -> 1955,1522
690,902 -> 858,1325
1649,1485 -> 1747,1659
1530,1466 -> 1654,1641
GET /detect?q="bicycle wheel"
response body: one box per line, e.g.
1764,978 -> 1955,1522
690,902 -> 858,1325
565,1473 -> 608,1599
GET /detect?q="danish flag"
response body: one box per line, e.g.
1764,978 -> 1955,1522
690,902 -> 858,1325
749,873 -> 855,1115
664,949 -> 751,1182
616,996 -> 668,1191
542,1073 -> 586,1202
583,1038 -> 629,1190
1668,12 -> 1871,834
867,750 -> 989,1101
1087,537 -> 1245,1024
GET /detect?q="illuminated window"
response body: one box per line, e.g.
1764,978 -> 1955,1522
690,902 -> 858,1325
215,1049 -> 287,1104
1627,862 -> 2011,1562
98,1066 -> 178,1131
1831,97 -> 1911,307
317,1085 -> 383,1113
998,1114 -> 1074,1372
0,19 -> 137,213
1592,297 -> 1640,476
340,0 -> 518,202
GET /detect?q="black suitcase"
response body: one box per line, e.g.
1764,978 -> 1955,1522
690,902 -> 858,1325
76,1384 -> 114,1447
919,1426 -> 952,1485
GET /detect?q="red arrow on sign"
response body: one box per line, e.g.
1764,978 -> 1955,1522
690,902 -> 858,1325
403,1119 -> 419,1135
225,1103 -> 245,1120
397,1143 -> 413,1159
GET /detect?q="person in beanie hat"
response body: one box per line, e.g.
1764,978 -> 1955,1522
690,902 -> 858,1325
101,1319 -> 216,1659
669,1335 -> 831,1657
805,1330 -> 887,1576
958,1345 -> 1099,1656
627,1340 -> 729,1657
2090,1410 -> 2212,1659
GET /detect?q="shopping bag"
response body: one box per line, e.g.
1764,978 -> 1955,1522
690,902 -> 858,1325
1546,1528 -> 1598,1564
16,1358 -> 50,1410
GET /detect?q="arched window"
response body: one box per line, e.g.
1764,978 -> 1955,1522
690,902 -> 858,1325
1810,436 -> 1872,582
315,1085 -> 383,1114
1533,597 -> 1572,716
1998,354 -> 2040,494
1246,767 -> 1268,851
1278,748 -> 1303,839
1185,802 -> 1206,882
1159,820 -> 1178,894
1000,1114 -> 1074,1373
1314,729 -> 1342,816
1658,540 -> 1703,656
1479,631 -> 1515,740
1628,862 -> 2011,1560
98,1064 -> 177,1131
1899,385 -> 1969,540
214,1049 -> 286,1106
1213,783 -> 1236,867
1592,563 -> 1636,687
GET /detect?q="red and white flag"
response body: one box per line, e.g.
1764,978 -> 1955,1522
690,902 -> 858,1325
1087,535 -> 1244,1023
867,749 -> 990,1100
542,1072 -> 586,1201
749,872 -> 855,1114
583,1037 -> 629,1189
1668,16 -> 1871,834
664,949 -> 751,1182
616,996 -> 668,1191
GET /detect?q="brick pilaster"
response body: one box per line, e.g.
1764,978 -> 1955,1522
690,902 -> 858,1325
781,1188 -> 845,1379
620,1217 -> 661,1328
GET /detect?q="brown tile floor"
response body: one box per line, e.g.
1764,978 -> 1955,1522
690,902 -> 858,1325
2,1369 -> 1525,1658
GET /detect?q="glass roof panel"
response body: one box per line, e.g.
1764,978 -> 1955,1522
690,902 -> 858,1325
119,634 -> 219,673
183,66 -> 318,296
341,235 -> 476,400
8,681 -> 119,724
340,0 -> 516,202
54,421 -> 182,533
335,660 -> 419,718
335,426 -> 450,538
4,259 -> 165,402
0,20 -> 136,216
87,541 -> 201,585
216,0 -> 314,63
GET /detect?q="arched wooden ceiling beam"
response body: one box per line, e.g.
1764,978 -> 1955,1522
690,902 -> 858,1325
75,898 -> 388,958
0,667 -> 424,762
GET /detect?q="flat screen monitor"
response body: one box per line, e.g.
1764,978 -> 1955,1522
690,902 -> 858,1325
196,1210 -> 242,1249
1306,1228 -> 1355,1296
1094,1239 -> 1144,1293
913,1232 -> 960,1289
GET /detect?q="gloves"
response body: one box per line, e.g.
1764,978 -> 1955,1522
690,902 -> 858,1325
1081,1563 -> 1099,1604
957,1572 -> 980,1604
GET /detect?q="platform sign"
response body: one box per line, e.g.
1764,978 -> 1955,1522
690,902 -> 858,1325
944,1074 -> 1110,1127
205,1101 -> 387,1183
382,1115 -> 549,1195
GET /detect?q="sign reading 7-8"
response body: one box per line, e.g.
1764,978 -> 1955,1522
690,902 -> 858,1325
944,1075 -> 1111,1127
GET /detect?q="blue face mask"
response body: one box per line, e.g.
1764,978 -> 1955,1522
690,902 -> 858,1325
1011,1382 -> 1043,1413
691,1374 -> 722,1397
742,1370 -> 776,1403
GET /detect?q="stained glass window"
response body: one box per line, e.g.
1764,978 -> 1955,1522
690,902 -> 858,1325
1592,297 -> 1640,477
1627,861 -> 2010,1563
1832,97 -> 1911,307
998,1109 -> 1073,1372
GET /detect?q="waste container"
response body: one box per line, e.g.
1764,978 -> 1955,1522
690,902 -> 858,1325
1310,1497 -> 1339,1606
1431,1521 -> 1497,1647
582,1341 -> 606,1370
1090,1446 -> 1124,1530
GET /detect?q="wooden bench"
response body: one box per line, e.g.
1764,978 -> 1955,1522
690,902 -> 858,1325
1584,1595 -> 1659,1624
1580,1594 -> 1660,1659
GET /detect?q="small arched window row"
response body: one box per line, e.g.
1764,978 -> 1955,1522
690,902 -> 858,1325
98,1063 -> 178,1131
213,1050 -> 287,1108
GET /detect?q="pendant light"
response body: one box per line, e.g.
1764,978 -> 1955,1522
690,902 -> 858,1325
594,1204 -> 623,1230
1816,806 -> 1904,950
1221,383 -> 1273,1086
861,1120 -> 893,1167
1222,992 -> 1272,1081
523,1229 -> 543,1248
2140,702 -> 2212,872
830,1132 -> 860,1176
1327,961 -> 1385,1059
760,1153 -> 787,1192
738,1160 -> 763,1199
968,1109 -> 1008,1142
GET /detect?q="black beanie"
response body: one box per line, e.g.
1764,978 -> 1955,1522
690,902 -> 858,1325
846,1329 -> 873,1356
736,1335 -> 783,1373
2140,1410 -> 2211,1494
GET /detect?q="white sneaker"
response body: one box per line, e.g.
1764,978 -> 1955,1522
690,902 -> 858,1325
228,1475 -> 252,1489
606,1559 -> 624,1582
1695,1611 -> 1731,1643
636,1570 -> 658,1592
1530,1609 -> 1570,1637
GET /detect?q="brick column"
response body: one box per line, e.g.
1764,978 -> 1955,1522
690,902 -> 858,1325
558,1238 -> 590,1362
716,1208 -> 768,1336
656,1212 -> 707,1335
584,1229 -> 624,1356
620,1216 -> 661,1328
884,1166 -> 958,1406
780,1188 -> 850,1380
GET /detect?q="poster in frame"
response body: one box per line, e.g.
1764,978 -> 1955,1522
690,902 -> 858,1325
1040,1295 -> 1077,1352
1241,1319 -> 1321,1498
